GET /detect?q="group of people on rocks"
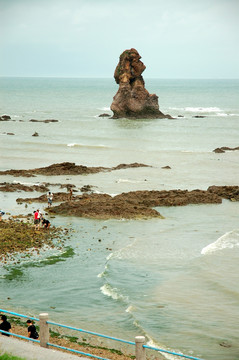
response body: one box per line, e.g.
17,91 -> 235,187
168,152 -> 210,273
0,314 -> 39,339
33,191 -> 54,230
33,209 -> 51,230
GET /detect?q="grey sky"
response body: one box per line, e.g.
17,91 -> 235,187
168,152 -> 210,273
1,0 -> 238,78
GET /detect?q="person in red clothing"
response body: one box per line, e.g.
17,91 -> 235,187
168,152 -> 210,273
33,210 -> 40,230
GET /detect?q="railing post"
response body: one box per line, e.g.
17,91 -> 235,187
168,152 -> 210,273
135,336 -> 146,360
39,313 -> 49,348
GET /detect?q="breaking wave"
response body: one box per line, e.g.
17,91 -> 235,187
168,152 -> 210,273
168,106 -> 234,116
98,107 -> 111,111
184,107 -> 222,113
116,179 -> 146,184
67,143 -> 108,148
100,283 -> 128,302
201,230 -> 239,255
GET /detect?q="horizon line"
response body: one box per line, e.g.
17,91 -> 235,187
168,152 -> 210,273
0,76 -> 239,80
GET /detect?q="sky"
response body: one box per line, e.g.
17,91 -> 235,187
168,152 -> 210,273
0,0 -> 239,78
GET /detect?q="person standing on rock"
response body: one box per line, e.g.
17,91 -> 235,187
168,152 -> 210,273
47,192 -> 53,207
0,315 -> 11,336
33,210 -> 40,230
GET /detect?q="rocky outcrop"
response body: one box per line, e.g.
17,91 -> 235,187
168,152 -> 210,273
47,189 -> 223,219
0,182 -> 49,193
213,146 -> 239,153
114,189 -> 222,207
48,194 -> 162,219
110,48 -> 172,119
0,162 -> 151,177
16,191 -> 70,204
15,187 -> 228,220
207,185 -> 239,201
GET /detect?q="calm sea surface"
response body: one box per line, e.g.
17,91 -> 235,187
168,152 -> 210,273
0,78 -> 239,360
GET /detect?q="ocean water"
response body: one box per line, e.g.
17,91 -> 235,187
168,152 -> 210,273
0,77 -> 239,360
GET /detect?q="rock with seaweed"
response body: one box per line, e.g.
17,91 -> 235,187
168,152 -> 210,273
0,220 -> 65,262
0,162 -> 150,177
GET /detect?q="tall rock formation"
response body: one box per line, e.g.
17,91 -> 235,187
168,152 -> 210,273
110,48 -> 171,119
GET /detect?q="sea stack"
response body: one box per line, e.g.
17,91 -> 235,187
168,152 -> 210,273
110,48 -> 171,119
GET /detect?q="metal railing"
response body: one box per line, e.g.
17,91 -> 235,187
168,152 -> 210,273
0,309 -> 204,360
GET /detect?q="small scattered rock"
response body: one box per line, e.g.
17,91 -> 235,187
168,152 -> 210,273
29,119 -> 59,123
80,185 -> 93,192
32,132 -> 39,137
213,146 -> 239,153
213,148 -> 225,153
0,115 -> 11,121
161,166 -> 171,169
219,341 -> 231,348
99,113 -> 110,117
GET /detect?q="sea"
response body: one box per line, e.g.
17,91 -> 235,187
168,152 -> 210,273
0,77 -> 239,360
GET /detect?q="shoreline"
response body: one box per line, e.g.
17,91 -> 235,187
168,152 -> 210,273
3,315 -> 136,360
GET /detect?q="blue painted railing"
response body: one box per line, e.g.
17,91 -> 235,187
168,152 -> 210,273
143,344 -> 203,360
0,308 -> 205,360
47,320 -> 135,345
0,329 -> 40,344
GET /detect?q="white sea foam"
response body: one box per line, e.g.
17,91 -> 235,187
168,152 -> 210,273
97,271 -> 104,278
97,264 -> 109,278
107,238 -> 138,260
13,180 -> 41,186
116,179 -> 144,184
100,283 -> 128,302
169,106 -> 223,113
185,107 -> 222,113
67,143 -> 108,148
106,252 -> 114,261
146,339 -> 180,360
125,305 -> 134,313
168,107 -> 184,111
201,230 -> 239,255
98,107 -> 111,111
215,113 -> 228,117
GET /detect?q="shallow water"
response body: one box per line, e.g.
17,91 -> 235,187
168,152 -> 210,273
0,78 -> 239,359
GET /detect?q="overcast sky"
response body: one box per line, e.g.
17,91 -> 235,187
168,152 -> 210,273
1,0 -> 239,78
